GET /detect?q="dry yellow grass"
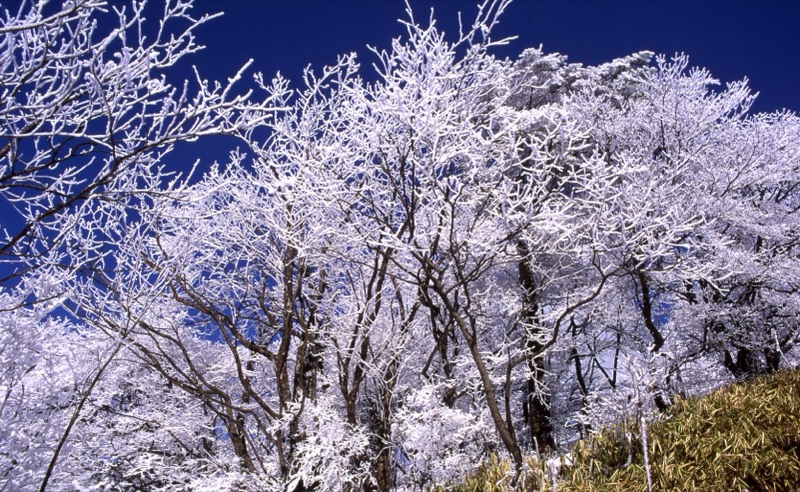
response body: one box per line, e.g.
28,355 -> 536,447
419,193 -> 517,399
438,369 -> 800,491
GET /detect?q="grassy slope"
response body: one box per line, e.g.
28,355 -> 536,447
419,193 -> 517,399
441,369 -> 800,491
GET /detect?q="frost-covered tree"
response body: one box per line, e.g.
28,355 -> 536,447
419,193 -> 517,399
0,0 -> 280,282
2,1 -> 798,491
0,0 -> 283,489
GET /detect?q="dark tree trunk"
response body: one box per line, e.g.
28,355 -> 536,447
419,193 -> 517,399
723,346 -> 778,379
518,241 -> 556,452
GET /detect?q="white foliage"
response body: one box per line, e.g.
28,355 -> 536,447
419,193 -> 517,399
1,0 -> 798,490
289,396 -> 372,491
394,383 -> 493,488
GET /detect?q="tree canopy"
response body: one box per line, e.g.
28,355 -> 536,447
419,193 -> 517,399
1,1 -> 798,490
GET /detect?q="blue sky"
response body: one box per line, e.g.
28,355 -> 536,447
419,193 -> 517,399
185,0 -> 800,115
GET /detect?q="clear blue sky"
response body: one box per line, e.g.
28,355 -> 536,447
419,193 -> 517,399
186,0 -> 800,115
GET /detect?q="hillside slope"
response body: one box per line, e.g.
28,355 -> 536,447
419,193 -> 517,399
443,369 -> 800,491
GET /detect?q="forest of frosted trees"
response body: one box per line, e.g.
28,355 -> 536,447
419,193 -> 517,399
1,0 -> 798,490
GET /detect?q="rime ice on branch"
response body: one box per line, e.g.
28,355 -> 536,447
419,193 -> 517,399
1,0 -> 798,491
